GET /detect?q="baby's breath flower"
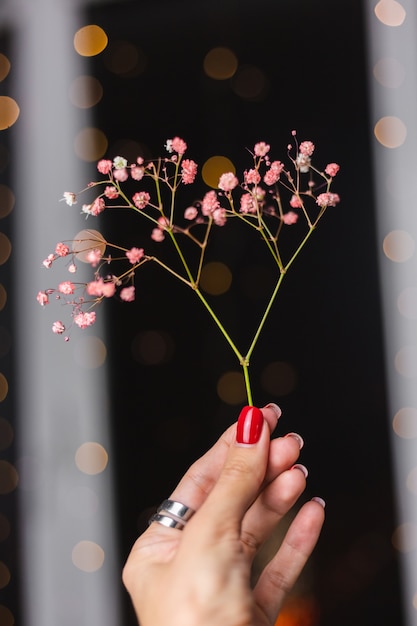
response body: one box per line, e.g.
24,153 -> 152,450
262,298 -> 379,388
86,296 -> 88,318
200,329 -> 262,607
113,156 -> 128,170
62,192 -> 77,206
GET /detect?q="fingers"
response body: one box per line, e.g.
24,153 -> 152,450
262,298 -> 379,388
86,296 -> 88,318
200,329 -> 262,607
254,498 -> 325,623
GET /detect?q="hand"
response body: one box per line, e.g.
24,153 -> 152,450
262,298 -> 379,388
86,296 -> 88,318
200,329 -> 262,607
122,404 -> 325,626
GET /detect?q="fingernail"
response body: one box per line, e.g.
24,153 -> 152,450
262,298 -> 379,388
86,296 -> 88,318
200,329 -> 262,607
263,403 -> 282,422
312,496 -> 326,508
236,406 -> 264,445
292,463 -> 308,478
285,432 -> 304,449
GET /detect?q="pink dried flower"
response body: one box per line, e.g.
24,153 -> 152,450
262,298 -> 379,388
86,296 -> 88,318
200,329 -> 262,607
90,197 -> 105,216
299,141 -> 315,156
120,286 -> 135,302
240,193 -> 257,214
184,206 -> 198,220
58,281 -> 75,295
132,191 -> 150,210
87,278 -> 115,298
62,192 -> 77,206
325,163 -> 340,177
86,248 -> 102,267
157,216 -> 169,229
296,153 -> 311,173
254,142 -> 270,157
202,190 -> 220,216
113,168 -> 129,183
68,263 -> 77,273
290,194 -> 303,209
282,211 -> 299,225
37,291 -> 49,306
213,208 -> 227,226
55,242 -> 70,257
171,137 -> 187,155
218,172 -> 239,192
316,192 -> 340,207
104,185 -> 119,199
244,169 -> 261,185
52,321 -> 65,334
126,247 -> 144,264
181,159 -> 198,185
264,161 -> 284,186
97,159 -> 113,175
151,228 -> 165,242
74,311 -> 96,329
131,166 -> 145,181
42,254 -> 55,269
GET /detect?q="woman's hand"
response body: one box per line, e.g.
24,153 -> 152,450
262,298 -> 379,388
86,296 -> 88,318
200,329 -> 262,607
122,404 -> 325,626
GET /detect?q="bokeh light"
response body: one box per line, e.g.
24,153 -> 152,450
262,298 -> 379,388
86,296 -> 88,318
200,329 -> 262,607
374,115 -> 407,148
103,40 -> 147,76
0,418 -> 13,451
74,25 -> 108,57
72,230 -> 107,262
0,605 -> 14,626
200,261 -> 232,296
73,336 -> 107,369
393,407 -> 417,439
0,562 -> 11,589
0,185 -> 15,218
0,373 -> 8,401
394,346 -> 417,378
0,54 -> 10,82
0,461 -> 18,494
374,0 -> 406,26
217,371 -> 246,405
69,75 -> 103,109
0,285 -> 6,311
398,287 -> 417,319
203,47 -> 238,80
232,65 -> 269,101
131,330 -> 174,365
392,522 -> 417,553
75,442 -> 108,475
201,156 -> 236,188
74,127 -> 108,161
0,96 -> 20,130
373,57 -> 405,88
261,361 -> 298,396
0,234 -> 11,264
72,540 -> 105,572
383,230 -> 415,262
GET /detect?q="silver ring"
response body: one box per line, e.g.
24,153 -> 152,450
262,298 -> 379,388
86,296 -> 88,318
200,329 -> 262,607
157,499 -> 195,522
148,513 -> 187,530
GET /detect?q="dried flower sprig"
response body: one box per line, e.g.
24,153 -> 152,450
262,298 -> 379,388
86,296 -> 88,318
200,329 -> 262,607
38,132 -> 340,405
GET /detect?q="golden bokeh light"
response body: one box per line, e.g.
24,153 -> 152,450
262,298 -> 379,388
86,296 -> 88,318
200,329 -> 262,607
0,418 -> 13,451
202,156 -> 236,188
0,285 -> 5,311
0,96 -> 19,130
74,127 -> 108,162
232,65 -> 269,101
74,25 -> 108,57
373,57 -> 405,88
374,115 -> 407,148
261,361 -> 298,396
374,0 -> 406,26
0,54 -> 10,82
398,287 -> 417,319
200,262 -> 232,296
383,230 -> 414,262
0,461 -> 18,495
72,229 -> 106,262
72,540 -> 105,572
69,75 -> 103,109
73,336 -> 107,369
0,233 -> 11,265
0,605 -> 14,626
393,407 -> 417,438
203,47 -> 238,80
0,373 -> 8,401
395,346 -> 417,378
217,371 -> 246,405
0,562 -> 10,589
392,522 -> 417,552
406,466 -> 417,495
75,441 -> 108,475
131,330 -> 174,365
103,40 -> 147,76
0,185 -> 15,218
0,514 -> 10,542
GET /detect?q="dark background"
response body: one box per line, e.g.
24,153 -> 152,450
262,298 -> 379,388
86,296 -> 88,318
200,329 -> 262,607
83,1 -> 403,624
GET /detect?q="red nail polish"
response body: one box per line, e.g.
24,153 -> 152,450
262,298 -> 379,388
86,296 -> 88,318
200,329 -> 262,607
236,406 -> 264,444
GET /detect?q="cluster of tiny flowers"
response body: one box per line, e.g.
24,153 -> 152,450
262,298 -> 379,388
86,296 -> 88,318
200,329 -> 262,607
40,134 -> 340,338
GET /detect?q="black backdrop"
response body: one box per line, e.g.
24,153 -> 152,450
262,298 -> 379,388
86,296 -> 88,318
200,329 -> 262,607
86,1 -> 403,624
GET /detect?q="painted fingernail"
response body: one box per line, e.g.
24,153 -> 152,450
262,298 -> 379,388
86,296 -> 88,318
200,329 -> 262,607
292,463 -> 308,478
285,432 -> 304,449
236,406 -> 264,445
311,496 -> 326,508
263,403 -> 282,422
